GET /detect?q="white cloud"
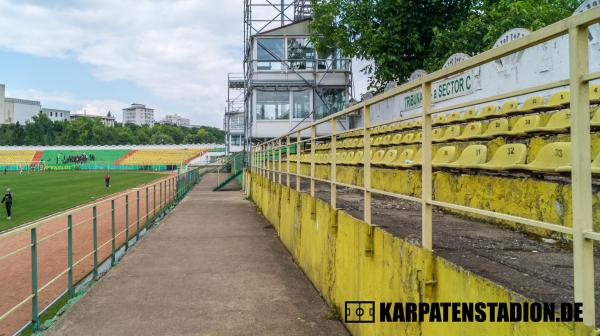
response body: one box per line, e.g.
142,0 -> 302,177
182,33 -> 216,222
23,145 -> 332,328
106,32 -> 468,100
0,0 -> 243,127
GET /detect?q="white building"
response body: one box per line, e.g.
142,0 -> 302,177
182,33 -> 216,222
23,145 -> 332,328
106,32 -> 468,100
41,108 -> 70,122
122,103 -> 154,126
161,114 -> 190,127
0,84 -> 42,124
70,111 -> 116,127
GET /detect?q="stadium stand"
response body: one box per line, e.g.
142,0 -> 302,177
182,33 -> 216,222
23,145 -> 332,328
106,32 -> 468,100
283,84 -> 600,176
40,149 -> 131,165
0,150 -> 37,164
119,148 -> 205,165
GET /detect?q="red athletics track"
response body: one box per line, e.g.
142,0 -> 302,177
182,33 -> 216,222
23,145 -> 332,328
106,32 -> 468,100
0,174 -> 177,336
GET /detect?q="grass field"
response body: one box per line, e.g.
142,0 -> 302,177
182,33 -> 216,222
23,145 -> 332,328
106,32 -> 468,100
0,171 -> 165,232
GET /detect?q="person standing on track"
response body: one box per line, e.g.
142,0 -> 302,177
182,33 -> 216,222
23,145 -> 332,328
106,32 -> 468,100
1,188 -> 13,220
104,173 -> 111,190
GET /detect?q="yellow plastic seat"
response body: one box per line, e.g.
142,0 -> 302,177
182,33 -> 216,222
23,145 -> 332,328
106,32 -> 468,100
521,142 -> 571,172
435,125 -> 462,142
506,115 -> 541,135
456,122 -> 483,140
476,118 -> 509,139
433,114 -> 446,125
432,146 -> 458,166
498,100 -> 519,115
391,133 -> 404,145
410,132 -> 422,144
446,111 -> 461,123
381,149 -> 398,166
542,91 -> 570,109
351,150 -> 363,165
414,118 -> 423,127
462,108 -> 478,120
529,109 -> 571,132
373,136 -> 383,146
518,96 -> 545,112
401,133 -> 415,144
402,120 -> 414,129
590,84 -> 600,104
342,151 -> 353,164
437,145 -> 488,168
398,148 -> 422,167
381,134 -> 393,145
372,149 -> 386,164
387,149 -> 415,167
591,106 -> 600,126
432,127 -> 445,141
477,105 -> 498,119
478,144 -> 528,170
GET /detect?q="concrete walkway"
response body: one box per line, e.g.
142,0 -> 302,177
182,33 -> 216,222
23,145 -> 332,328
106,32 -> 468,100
47,174 -> 348,336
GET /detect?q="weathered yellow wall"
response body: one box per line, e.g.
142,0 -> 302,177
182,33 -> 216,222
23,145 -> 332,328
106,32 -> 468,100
249,171 -> 591,336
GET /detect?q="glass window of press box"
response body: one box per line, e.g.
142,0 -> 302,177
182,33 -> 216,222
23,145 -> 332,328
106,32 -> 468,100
257,38 -> 285,71
256,90 -> 290,120
230,134 -> 243,146
287,38 -> 315,70
292,90 -> 310,119
315,88 -> 346,119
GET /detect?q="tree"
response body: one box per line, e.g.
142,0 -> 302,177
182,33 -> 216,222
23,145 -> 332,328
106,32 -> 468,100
0,115 -> 225,146
310,0 -> 472,90
428,0 -> 579,71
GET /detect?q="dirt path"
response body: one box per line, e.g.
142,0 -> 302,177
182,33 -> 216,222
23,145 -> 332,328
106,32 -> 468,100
45,174 -> 347,336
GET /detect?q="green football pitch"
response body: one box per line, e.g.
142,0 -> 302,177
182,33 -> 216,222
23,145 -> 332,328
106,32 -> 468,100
0,171 -> 165,232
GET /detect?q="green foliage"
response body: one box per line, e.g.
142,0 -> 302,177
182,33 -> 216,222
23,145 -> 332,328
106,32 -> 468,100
428,0 -> 579,70
310,0 -> 579,90
0,112 -> 225,145
310,0 -> 472,90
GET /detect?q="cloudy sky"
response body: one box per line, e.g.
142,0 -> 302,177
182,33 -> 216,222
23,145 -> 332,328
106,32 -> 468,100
0,0 -> 368,128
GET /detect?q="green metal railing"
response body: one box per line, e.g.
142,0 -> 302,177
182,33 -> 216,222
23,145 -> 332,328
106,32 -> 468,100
0,168 -> 200,335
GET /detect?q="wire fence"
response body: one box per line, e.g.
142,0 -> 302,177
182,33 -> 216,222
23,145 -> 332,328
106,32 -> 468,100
0,168 -> 200,335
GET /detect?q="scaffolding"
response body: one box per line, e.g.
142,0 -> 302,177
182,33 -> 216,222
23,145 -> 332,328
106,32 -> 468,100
243,0 -> 353,152
225,73 -> 245,154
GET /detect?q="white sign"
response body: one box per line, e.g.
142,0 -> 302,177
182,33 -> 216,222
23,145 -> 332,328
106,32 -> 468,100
574,0 -> 600,43
398,69 -> 480,112
493,28 -> 531,71
443,53 -> 470,69
408,69 -> 427,81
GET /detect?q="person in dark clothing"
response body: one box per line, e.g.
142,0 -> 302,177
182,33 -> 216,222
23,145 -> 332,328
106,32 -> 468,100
104,174 -> 111,190
1,188 -> 13,220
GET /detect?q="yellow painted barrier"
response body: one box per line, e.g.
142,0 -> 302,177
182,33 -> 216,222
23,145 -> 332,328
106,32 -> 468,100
249,171 -> 591,336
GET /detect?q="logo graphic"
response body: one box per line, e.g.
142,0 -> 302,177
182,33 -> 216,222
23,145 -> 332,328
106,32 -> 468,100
344,301 -> 375,323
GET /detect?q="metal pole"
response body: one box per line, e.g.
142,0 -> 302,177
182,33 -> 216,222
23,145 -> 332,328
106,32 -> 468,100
153,185 -> 156,219
136,190 -> 140,240
363,105 -> 371,225
146,187 -> 149,227
569,25 -> 595,328
111,200 -> 116,266
125,195 -> 129,252
331,117 -> 337,209
296,131 -> 301,191
67,215 -> 74,297
421,82 -> 433,251
93,206 -> 98,278
310,126 -> 316,196
30,228 -> 39,331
